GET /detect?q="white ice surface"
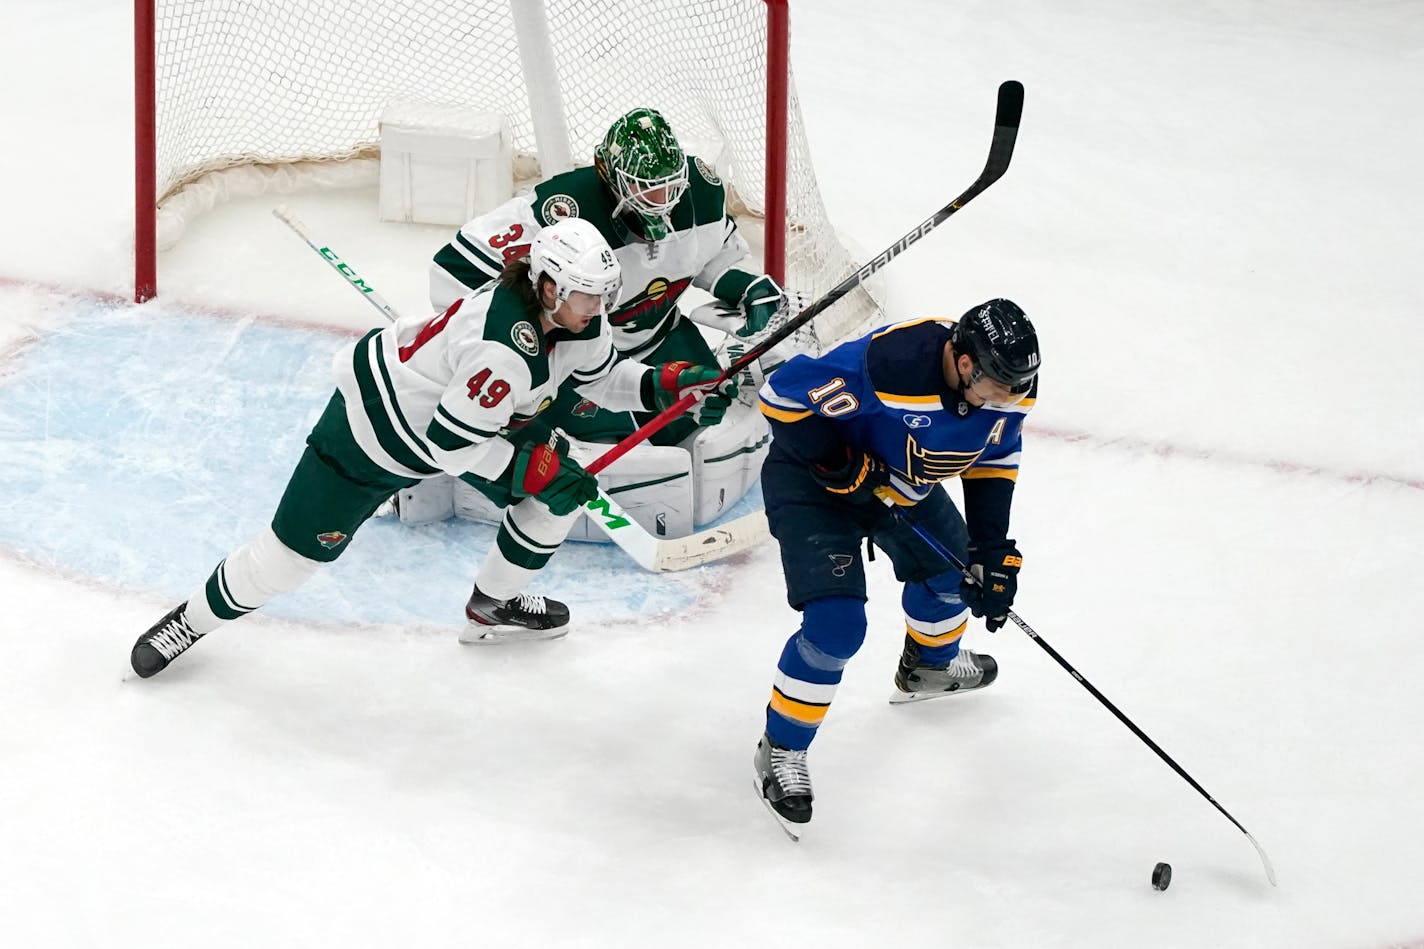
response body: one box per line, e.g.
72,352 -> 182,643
2,1 -> 1423,947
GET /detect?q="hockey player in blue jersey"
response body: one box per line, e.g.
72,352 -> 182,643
752,299 -> 1041,831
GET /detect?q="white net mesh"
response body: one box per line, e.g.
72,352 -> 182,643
151,0 -> 882,344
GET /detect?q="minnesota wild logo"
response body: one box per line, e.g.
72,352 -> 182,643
541,194 -> 580,222
316,530 -> 348,549
694,156 -> 721,185
511,320 -> 540,356
611,276 -> 692,331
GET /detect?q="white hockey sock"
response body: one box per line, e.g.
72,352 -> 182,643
184,527 -> 323,633
474,497 -> 581,600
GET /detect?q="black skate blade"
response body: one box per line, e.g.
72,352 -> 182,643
458,622 -> 570,645
753,777 -> 803,842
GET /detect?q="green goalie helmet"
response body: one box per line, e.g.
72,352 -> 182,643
594,107 -> 689,241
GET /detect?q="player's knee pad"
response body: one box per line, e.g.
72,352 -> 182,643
794,595 -> 868,669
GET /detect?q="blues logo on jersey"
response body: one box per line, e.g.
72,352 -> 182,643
758,318 -> 1035,504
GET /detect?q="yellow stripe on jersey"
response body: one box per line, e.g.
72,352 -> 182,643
875,485 -> 920,506
874,391 -> 942,409
906,618 -> 967,648
759,401 -> 812,423
871,316 -> 952,339
768,687 -> 830,726
961,467 -> 1019,482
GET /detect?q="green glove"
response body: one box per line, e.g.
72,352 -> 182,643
503,416 -> 569,453
646,361 -> 739,426
736,274 -> 787,337
506,432 -> 598,517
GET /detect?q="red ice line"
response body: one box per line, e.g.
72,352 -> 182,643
3,274 -> 1422,494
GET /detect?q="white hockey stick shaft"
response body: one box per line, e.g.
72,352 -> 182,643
271,205 -> 763,571
272,206 -> 404,324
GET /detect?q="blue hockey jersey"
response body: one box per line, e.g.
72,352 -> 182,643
758,317 -> 1036,542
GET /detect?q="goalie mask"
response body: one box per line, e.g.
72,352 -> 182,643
528,218 -> 623,314
594,107 -> 689,241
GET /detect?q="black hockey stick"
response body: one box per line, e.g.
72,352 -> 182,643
895,512 -> 1278,888
589,79 -> 1025,475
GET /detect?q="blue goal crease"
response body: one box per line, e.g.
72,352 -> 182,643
0,302 -> 702,626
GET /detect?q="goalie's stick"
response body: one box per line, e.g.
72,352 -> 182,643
271,205 -> 767,571
894,512 -> 1278,888
586,79 -> 1026,477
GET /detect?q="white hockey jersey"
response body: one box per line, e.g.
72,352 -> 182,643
333,282 -> 649,483
429,160 -> 759,359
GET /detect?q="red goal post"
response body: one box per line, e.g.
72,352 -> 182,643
133,0 -> 881,343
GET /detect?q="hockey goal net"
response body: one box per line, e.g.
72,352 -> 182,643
134,0 -> 882,345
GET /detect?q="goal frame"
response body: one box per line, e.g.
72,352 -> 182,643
131,0 -> 791,304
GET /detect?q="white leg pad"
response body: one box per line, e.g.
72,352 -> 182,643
565,437 -> 694,540
686,400 -> 769,523
397,474 -> 456,525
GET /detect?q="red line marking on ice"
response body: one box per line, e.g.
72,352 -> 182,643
5,273 -> 1422,493
1030,423 -> 1424,492
0,274 -> 365,337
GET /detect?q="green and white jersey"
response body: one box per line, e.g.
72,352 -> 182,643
333,282 -> 649,483
430,159 -> 759,359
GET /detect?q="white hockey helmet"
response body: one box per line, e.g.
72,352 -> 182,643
528,218 -> 623,313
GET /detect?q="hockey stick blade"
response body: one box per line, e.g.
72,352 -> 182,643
893,511 -> 1278,888
588,79 -> 1026,476
583,490 -> 769,572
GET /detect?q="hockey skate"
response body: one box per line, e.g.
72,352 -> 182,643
889,638 -> 998,705
460,586 -> 571,644
130,603 -> 204,678
753,733 -> 813,841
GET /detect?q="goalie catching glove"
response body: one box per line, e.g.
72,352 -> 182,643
644,361 -> 738,426
959,539 -> 1022,632
736,274 -> 789,338
503,422 -> 599,517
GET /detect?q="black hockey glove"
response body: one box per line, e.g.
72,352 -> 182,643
502,416 -> 568,453
959,539 -> 1022,632
810,446 -> 890,507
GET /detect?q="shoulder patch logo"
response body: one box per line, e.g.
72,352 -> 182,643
903,414 -> 933,429
541,194 -> 580,222
511,321 -> 540,356
693,156 -> 721,185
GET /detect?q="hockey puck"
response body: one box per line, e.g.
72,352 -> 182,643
1151,862 -> 1172,891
